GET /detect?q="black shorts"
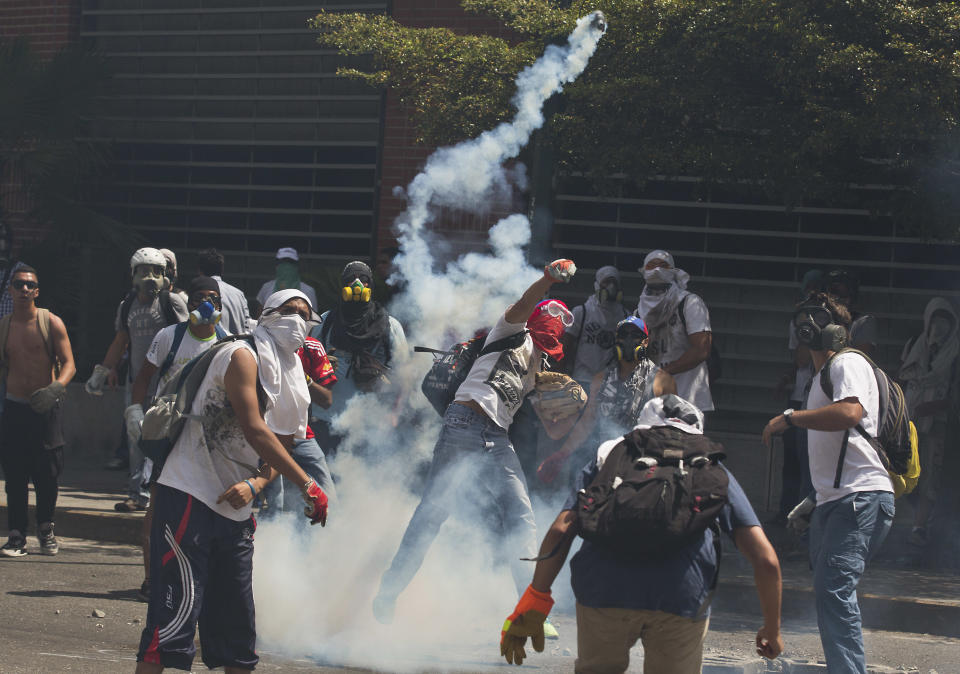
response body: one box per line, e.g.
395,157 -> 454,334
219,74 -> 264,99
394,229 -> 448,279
137,484 -> 258,671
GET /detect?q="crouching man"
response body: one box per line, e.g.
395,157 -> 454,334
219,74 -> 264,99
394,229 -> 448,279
136,290 -> 329,673
502,395 -> 783,674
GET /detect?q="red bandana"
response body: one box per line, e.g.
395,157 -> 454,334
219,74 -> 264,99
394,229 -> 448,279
527,300 -> 570,361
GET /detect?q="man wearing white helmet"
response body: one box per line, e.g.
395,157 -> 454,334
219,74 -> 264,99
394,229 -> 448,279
85,247 -> 188,512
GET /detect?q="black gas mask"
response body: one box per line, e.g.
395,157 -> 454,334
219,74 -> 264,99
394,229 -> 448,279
793,301 -> 848,352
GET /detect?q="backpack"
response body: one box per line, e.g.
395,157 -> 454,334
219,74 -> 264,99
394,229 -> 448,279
140,335 -> 254,465
156,322 -> 228,384
678,295 -> 722,385
576,426 -> 729,559
0,308 -> 59,382
120,289 -> 179,333
819,348 -> 921,497
415,329 -> 529,416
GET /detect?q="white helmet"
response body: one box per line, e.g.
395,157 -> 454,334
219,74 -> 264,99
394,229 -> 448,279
130,247 -> 166,275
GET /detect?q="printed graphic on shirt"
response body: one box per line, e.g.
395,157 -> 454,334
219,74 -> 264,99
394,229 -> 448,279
485,347 -> 531,411
198,386 -> 258,475
582,320 -> 615,350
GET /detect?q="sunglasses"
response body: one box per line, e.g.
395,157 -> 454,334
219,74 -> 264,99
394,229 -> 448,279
12,280 -> 38,290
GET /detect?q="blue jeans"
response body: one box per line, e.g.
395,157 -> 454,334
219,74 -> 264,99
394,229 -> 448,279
809,491 -> 894,673
378,403 -> 538,600
260,437 -> 337,516
125,385 -> 151,506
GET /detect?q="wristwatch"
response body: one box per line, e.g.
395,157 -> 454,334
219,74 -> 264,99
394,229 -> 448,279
783,408 -> 795,427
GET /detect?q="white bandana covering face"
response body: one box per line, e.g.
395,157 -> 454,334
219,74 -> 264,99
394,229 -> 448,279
253,289 -> 312,438
595,394 -> 704,469
636,250 -> 692,329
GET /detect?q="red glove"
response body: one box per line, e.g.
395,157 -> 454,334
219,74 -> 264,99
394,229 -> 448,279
500,585 -> 554,665
298,337 -> 337,387
544,259 -> 576,283
536,450 -> 570,485
301,479 -> 329,526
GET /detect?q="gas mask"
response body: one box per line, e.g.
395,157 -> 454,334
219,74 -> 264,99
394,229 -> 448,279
133,265 -> 165,297
341,277 -> 372,303
615,335 -> 646,362
190,301 -> 222,326
928,314 -> 953,351
597,280 -> 623,304
794,303 -> 848,352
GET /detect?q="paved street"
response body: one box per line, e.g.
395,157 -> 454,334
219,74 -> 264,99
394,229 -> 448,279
1,537 -> 959,673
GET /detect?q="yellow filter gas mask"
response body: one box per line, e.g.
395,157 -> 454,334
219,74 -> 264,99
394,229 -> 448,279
342,278 -> 372,303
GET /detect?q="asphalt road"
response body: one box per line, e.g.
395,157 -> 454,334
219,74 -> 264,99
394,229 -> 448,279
1,537 -> 958,673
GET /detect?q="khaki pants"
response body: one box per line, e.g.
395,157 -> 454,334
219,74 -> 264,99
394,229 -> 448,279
575,603 -> 710,674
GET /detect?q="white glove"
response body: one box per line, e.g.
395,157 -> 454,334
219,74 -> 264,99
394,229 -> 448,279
124,403 -> 144,447
85,364 -> 110,396
30,382 -> 65,414
787,495 -> 816,534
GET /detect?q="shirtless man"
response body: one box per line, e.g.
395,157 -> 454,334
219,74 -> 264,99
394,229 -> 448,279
0,266 -> 76,557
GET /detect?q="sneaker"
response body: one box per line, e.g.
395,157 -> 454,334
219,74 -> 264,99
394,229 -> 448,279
543,618 -> 560,640
104,456 -> 128,470
908,526 -> 928,547
1,531 -> 28,558
38,524 -> 59,556
114,498 -> 147,512
372,592 -> 396,625
137,579 -> 150,602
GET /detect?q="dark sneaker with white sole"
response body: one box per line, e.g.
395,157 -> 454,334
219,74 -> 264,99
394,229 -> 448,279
1,531 -> 28,558
38,524 -> 59,556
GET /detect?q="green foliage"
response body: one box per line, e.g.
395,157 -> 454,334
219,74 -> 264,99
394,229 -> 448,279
312,0 -> 960,237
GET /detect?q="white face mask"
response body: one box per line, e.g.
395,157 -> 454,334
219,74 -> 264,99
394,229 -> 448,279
644,267 -> 674,287
260,312 -> 307,352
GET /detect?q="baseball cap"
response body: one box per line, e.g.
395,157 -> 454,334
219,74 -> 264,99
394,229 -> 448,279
276,247 -> 299,262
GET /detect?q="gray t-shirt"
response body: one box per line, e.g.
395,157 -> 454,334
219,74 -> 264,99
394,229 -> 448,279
114,293 -> 188,384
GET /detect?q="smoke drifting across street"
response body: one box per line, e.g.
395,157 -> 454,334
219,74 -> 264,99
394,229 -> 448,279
254,13 -> 606,670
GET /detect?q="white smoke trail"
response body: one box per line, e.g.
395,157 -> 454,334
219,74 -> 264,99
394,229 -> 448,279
254,12 -> 606,670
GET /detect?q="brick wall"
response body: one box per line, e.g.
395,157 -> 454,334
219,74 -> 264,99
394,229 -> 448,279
375,0 -> 517,262
0,0 -> 81,253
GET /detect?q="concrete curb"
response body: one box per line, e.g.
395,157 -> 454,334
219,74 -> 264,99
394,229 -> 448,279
0,503 -> 144,545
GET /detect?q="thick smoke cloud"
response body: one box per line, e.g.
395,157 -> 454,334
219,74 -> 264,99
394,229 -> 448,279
254,13 -> 606,670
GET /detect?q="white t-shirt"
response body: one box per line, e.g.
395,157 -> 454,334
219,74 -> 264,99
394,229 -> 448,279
646,293 -> 714,412
454,314 -> 541,430
565,297 -> 627,383
806,352 -> 892,505
146,324 -> 223,394
158,341 -> 263,521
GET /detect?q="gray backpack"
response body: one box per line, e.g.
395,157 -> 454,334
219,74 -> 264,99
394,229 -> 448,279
140,335 -> 254,464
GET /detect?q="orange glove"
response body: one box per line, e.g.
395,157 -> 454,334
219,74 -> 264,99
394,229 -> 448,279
500,584 -> 554,665
545,259 -> 576,283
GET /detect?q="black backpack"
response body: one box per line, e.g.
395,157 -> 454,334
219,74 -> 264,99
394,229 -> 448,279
819,348 -> 916,487
415,330 -> 528,416
576,426 -> 729,559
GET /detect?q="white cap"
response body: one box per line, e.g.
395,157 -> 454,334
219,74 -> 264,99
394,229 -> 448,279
276,247 -> 299,262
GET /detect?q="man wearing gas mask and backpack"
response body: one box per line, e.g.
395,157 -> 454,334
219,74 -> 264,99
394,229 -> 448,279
763,292 -> 899,674
312,260 -> 408,459
85,247 -> 188,511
